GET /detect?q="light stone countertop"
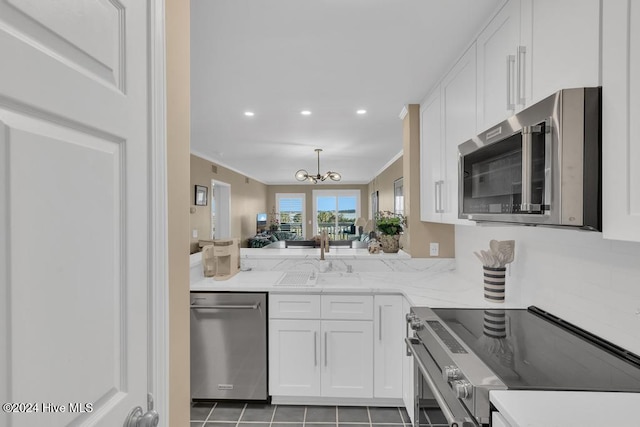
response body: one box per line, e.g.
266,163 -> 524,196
190,268 -> 524,308
490,390 -> 640,427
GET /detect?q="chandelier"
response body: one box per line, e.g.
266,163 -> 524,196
295,148 -> 341,183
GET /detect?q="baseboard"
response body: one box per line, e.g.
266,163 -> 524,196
270,396 -> 404,407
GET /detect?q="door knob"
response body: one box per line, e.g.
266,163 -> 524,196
124,406 -> 159,427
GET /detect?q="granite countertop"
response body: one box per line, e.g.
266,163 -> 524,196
190,268 -> 524,309
240,247 -> 412,259
490,390 -> 640,427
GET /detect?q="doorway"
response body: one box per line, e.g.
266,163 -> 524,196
211,180 -> 231,239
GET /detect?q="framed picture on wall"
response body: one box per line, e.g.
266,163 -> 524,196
394,178 -> 404,215
195,185 -> 208,206
371,190 -> 378,219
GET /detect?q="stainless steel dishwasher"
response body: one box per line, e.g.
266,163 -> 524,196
190,292 -> 268,401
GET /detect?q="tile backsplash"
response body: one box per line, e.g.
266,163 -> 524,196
455,225 -> 640,355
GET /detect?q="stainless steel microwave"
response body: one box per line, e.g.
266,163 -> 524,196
458,87 -> 601,230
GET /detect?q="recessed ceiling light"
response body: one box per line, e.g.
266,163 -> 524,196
244,111 -> 255,116
356,109 -> 367,115
301,110 -> 312,116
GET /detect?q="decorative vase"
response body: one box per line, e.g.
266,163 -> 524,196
269,224 -> 279,232
483,266 -> 506,302
379,234 -> 400,253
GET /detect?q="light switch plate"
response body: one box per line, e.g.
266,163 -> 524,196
429,242 -> 439,256
192,229 -> 198,238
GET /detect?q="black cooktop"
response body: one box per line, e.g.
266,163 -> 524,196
431,306 -> 640,392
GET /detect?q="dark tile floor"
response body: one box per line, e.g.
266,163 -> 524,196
190,403 -> 448,427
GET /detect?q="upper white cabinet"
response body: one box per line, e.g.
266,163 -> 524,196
476,0 -> 521,132
441,43 -> 477,224
602,0 -> 640,241
420,88 -> 443,223
521,0 -> 600,105
420,44 -> 477,225
476,0 -> 600,133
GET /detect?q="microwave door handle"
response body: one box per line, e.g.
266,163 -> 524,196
405,338 -> 479,427
517,46 -> 527,105
521,127 -> 532,212
506,54 -> 516,111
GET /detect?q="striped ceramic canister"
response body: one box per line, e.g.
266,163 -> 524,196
483,266 -> 506,302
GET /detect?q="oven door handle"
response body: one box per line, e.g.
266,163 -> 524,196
405,338 -> 479,427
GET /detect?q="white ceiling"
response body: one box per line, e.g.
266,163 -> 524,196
190,0 -> 503,185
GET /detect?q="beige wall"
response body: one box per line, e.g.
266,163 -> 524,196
368,156 -> 403,216
190,154 -> 268,251
267,184 -> 369,238
402,104 -> 455,258
166,0 -> 190,425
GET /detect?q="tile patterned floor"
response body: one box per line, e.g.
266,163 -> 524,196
190,403 -> 448,427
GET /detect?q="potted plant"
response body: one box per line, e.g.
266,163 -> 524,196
268,207 -> 280,232
375,210 -> 405,253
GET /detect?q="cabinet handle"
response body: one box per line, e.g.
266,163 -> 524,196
314,331 -> 318,367
506,54 -> 516,110
517,46 -> 526,105
379,306 -> 383,341
324,332 -> 328,367
434,181 -> 439,214
435,180 -> 445,214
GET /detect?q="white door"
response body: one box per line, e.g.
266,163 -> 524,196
373,295 -> 403,399
419,89 -> 443,223
476,0 -> 521,132
0,1 -> 161,426
269,319 -> 321,396
602,0 -> 640,241
442,43 -> 477,225
321,320 -> 373,398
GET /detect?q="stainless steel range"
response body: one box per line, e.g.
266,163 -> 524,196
405,306 -> 640,427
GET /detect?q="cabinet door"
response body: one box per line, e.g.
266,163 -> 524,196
321,320 -> 374,398
373,295 -> 403,398
401,298 -> 414,423
602,0 -> 640,241
476,0 -> 521,132
521,0 -> 600,105
420,88 -> 443,222
441,43 -> 477,224
269,319 -> 321,396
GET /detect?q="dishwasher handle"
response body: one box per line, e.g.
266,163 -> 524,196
190,302 -> 261,310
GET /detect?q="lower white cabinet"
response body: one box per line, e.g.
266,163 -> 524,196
269,319 -> 321,396
374,295 -> 404,399
321,320 -> 373,398
401,297 -> 414,422
269,293 -> 405,402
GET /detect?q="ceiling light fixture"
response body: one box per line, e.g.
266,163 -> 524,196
300,110 -> 312,116
244,111 -> 255,116
356,109 -> 367,115
295,148 -> 341,184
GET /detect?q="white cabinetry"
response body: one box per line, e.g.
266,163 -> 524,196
401,298 -> 414,423
373,295 -> 403,399
420,88 -> 443,223
602,0 -> 640,241
521,0 -> 600,106
476,0 -> 600,133
420,44 -> 477,225
269,319 -> 321,396
476,0 -> 521,132
321,320 -> 373,398
269,293 -> 375,399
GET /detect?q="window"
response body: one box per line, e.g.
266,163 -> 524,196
394,178 -> 404,216
276,193 -> 305,236
312,190 -> 360,240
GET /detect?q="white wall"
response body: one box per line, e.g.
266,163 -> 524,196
456,225 -> 640,355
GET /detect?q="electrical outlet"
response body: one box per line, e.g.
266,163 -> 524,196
429,242 -> 439,257
192,229 -> 198,238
